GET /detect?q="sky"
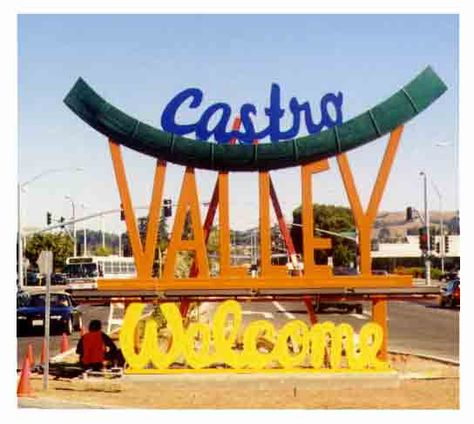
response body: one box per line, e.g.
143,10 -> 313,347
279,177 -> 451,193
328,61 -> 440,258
18,14 -> 459,234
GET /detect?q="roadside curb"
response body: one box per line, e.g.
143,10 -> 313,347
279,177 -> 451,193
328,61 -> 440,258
388,349 -> 459,366
18,396 -> 110,409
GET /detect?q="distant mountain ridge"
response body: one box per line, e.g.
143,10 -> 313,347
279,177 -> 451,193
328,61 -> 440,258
373,210 -> 459,239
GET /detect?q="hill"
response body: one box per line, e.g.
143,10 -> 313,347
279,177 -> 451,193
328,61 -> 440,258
373,210 -> 459,240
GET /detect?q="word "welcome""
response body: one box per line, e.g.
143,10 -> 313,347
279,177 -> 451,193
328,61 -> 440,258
160,84 -> 344,144
120,300 -> 389,372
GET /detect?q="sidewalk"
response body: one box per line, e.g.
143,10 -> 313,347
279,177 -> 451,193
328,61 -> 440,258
18,354 -> 459,409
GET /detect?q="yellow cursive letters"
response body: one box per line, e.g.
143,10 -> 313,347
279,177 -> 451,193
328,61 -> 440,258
120,300 -> 390,373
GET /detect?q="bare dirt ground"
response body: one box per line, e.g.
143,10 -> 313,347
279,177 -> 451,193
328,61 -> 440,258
18,354 -> 459,409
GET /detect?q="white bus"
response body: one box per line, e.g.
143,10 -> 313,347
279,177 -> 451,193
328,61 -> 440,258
64,256 -> 137,290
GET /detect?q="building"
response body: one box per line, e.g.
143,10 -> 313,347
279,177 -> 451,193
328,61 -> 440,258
371,235 -> 460,271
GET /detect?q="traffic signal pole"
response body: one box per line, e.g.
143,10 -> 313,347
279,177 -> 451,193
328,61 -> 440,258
17,183 -> 23,290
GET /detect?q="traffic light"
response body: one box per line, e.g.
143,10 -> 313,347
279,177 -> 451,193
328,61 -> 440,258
418,227 -> 427,251
406,207 -> 413,221
46,212 -> 52,226
163,198 -> 172,217
429,233 -> 435,251
436,242 -> 440,254
445,235 -> 450,253
120,203 -> 125,221
60,216 -> 65,229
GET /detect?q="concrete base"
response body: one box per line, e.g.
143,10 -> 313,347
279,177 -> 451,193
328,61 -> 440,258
123,370 -> 400,390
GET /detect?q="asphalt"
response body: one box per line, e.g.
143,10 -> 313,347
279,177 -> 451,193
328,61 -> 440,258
203,297 -> 459,362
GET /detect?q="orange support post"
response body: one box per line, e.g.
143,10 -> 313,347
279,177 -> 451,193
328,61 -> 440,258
259,171 -> 287,277
372,296 -> 388,360
303,296 -> 318,324
269,178 -> 297,257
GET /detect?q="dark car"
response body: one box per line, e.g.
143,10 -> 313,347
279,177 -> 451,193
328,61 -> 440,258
314,266 -> 363,314
17,292 -> 82,335
441,271 -> 459,282
439,279 -> 460,308
17,290 -> 30,307
26,271 -> 45,286
333,266 -> 358,276
51,273 -> 67,285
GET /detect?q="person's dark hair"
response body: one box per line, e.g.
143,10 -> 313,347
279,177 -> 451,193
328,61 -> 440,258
89,319 -> 102,332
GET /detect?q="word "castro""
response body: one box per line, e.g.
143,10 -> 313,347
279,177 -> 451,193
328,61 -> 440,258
160,84 -> 343,144
119,300 -> 389,372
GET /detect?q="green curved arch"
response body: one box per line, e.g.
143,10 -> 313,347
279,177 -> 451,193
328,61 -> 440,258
64,66 -> 447,172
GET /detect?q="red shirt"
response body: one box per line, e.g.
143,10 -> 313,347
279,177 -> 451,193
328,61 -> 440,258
81,331 -> 106,364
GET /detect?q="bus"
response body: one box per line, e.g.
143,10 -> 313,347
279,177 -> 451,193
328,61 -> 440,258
64,256 -> 137,290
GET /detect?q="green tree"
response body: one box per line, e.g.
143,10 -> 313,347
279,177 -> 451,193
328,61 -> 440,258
181,210 -> 194,240
24,232 -> 74,271
207,226 -> 219,254
92,245 -> 114,256
158,210 -> 169,251
290,204 -> 356,267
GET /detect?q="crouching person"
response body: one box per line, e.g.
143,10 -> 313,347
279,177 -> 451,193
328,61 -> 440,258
76,319 -> 124,371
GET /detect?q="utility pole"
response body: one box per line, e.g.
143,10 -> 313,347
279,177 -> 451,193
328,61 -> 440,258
65,196 -> 77,257
17,183 -> 23,289
80,204 -> 88,256
101,213 -> 105,249
420,171 -> 431,285
38,250 -> 53,390
431,180 -> 445,274
83,224 -> 87,256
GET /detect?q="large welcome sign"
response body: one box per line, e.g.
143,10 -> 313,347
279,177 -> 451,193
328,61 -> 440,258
120,300 -> 389,373
64,66 -> 447,373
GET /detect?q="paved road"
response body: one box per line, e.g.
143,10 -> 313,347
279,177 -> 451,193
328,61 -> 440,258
204,297 -> 459,362
387,300 -> 458,360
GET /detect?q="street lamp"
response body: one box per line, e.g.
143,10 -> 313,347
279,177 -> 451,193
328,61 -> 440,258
101,213 -> 105,249
65,196 -> 77,257
431,179 -> 445,274
17,166 -> 84,289
80,203 -> 89,256
420,171 -> 431,285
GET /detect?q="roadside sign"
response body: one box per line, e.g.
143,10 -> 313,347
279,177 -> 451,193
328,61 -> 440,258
38,250 -> 53,275
38,250 -> 53,390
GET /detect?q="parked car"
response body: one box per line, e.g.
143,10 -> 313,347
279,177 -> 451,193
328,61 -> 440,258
314,266 -> 363,314
17,292 -> 82,335
441,271 -> 459,282
26,271 -> 45,286
51,273 -> 67,285
333,266 -> 358,276
17,289 -> 30,307
439,278 -> 460,308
